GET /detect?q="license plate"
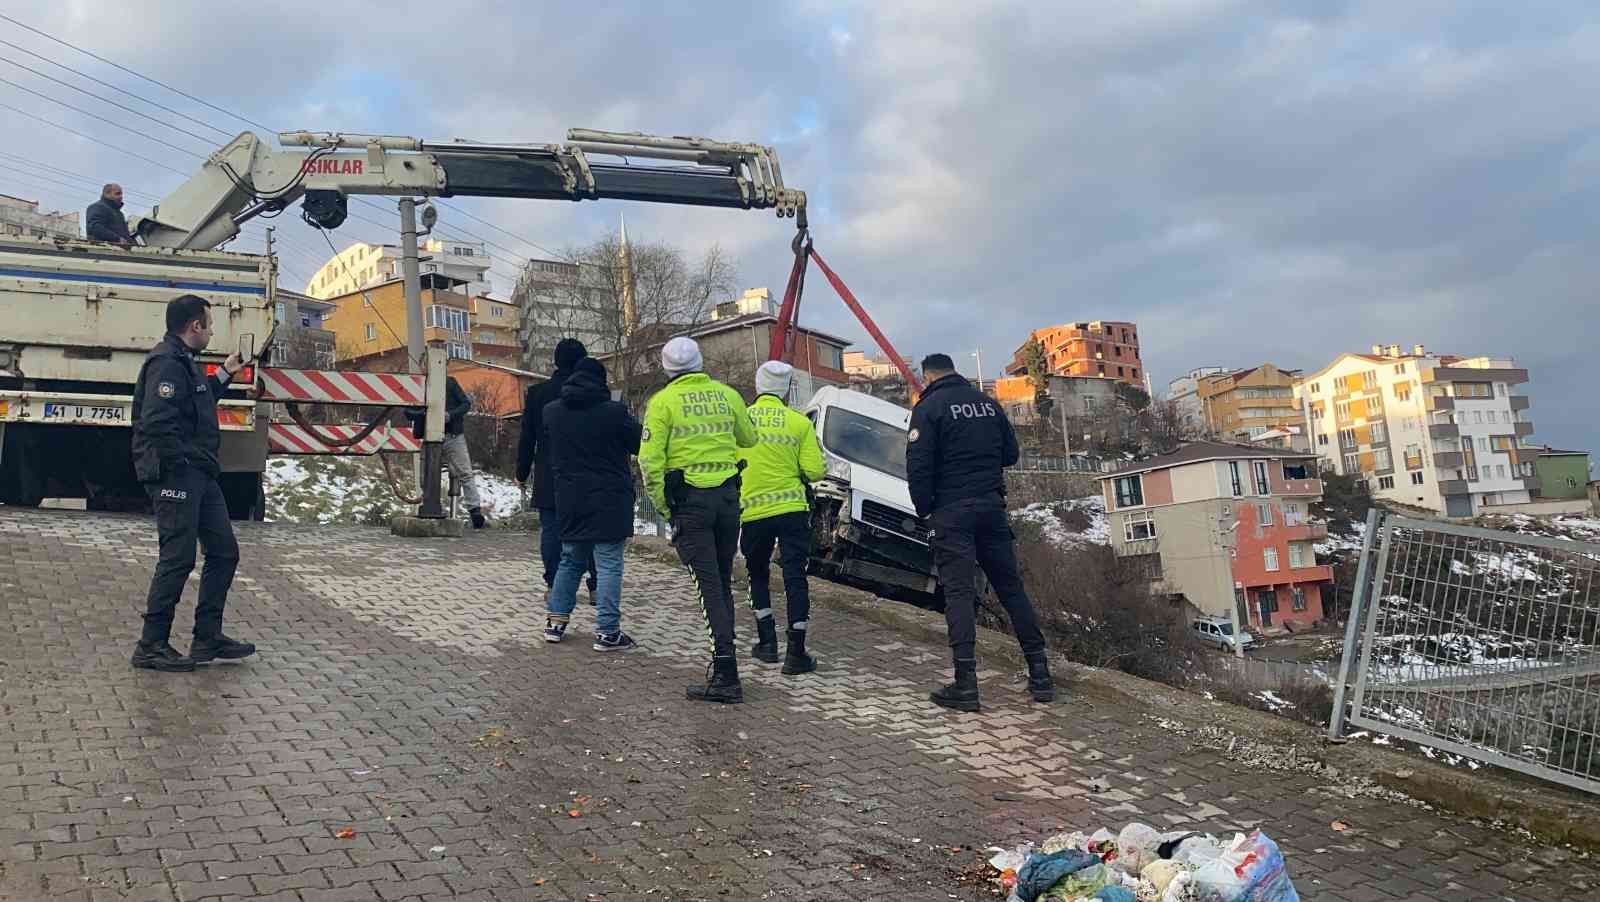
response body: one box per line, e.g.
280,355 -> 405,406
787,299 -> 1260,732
42,402 -> 128,423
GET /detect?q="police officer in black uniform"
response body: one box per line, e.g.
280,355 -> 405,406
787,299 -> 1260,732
906,353 -> 1054,711
128,294 -> 257,672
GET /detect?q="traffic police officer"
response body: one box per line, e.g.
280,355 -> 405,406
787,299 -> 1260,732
128,294 -> 256,672
639,337 -> 756,703
906,353 -> 1053,711
737,361 -> 826,674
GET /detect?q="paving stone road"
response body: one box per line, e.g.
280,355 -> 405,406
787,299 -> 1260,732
1,509 -> 1594,901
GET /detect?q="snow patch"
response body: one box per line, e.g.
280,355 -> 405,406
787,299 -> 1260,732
1011,495 -> 1109,548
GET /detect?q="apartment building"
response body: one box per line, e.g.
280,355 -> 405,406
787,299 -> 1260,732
1297,344 -> 1537,517
1003,320 -> 1144,388
471,296 -> 523,367
322,273 -> 479,371
305,239 -> 491,301
0,194 -> 79,239
1099,442 -> 1333,632
1196,363 -> 1303,445
1167,366 -> 1230,437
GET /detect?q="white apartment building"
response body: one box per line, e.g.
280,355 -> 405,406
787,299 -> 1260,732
0,194 -> 80,240
304,238 -> 491,300
1167,366 -> 1230,437
1297,344 -> 1537,517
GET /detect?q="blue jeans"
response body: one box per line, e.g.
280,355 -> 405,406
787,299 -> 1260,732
539,507 -> 596,591
549,540 -> 625,634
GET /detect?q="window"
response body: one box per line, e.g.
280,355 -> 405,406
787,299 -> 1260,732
1310,382 -> 1321,394
1318,434 -> 1329,446
1477,437 -> 1489,452
1264,547 -> 1280,571
1378,475 -> 1395,489
1473,410 -> 1483,424
1393,382 -> 1412,401
1370,422 -> 1387,443
1338,428 -> 1357,448
1496,464 -> 1507,479
1291,586 -> 1307,611
1113,475 -> 1144,508
1411,470 -> 1425,485
1117,366 -> 1125,377
1253,461 -> 1269,495
1393,363 -> 1406,374
490,306 -> 504,318
1503,411 -> 1513,424
364,323 -> 377,341
1467,466 -> 1479,481
447,341 -> 473,360
1256,502 -> 1274,526
816,343 -> 845,371
1228,461 -> 1243,496
1362,370 -> 1378,389
1336,400 -> 1352,419
1404,443 -> 1423,470
1374,448 -> 1392,471
1123,511 -> 1157,542
1343,453 -> 1360,473
1289,543 -> 1308,568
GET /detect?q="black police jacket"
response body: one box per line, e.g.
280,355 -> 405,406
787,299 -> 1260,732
905,373 -> 1019,517
131,334 -> 226,483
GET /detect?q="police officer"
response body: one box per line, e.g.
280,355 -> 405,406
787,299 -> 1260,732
639,337 -> 756,703
737,361 -> 825,674
128,294 -> 256,672
906,353 -> 1053,711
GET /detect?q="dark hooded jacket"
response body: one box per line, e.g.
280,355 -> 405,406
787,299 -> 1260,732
85,197 -> 132,243
542,358 -> 642,542
516,338 -> 587,508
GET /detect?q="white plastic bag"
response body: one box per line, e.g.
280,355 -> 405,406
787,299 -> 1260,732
1117,823 -> 1163,877
1161,871 -> 1194,902
1172,835 -> 1225,869
1190,834 -> 1252,902
1142,859 -> 1184,894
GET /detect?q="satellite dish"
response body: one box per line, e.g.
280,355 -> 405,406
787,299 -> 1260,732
420,203 -> 439,231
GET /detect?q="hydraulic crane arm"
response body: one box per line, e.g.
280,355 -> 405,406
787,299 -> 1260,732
131,128 -> 807,250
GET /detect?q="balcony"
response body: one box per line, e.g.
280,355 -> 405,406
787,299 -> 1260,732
1438,479 -> 1469,495
1281,522 -> 1329,541
1433,451 -> 1464,468
1428,423 -> 1459,440
1120,537 -> 1160,557
1238,563 -> 1334,588
1514,422 -> 1535,437
1424,395 -> 1454,412
1509,395 -> 1530,411
1278,477 -> 1324,497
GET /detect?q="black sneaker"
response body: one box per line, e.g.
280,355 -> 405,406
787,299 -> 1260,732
470,508 -> 487,529
593,631 -> 637,652
131,641 -> 195,672
543,618 -> 568,643
189,635 -> 256,663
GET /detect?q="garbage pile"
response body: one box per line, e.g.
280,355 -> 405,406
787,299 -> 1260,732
986,823 -> 1300,902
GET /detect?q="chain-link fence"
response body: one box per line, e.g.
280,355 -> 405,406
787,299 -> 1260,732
1330,511 -> 1600,794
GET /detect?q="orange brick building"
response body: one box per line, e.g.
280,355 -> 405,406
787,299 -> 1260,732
1004,320 -> 1143,388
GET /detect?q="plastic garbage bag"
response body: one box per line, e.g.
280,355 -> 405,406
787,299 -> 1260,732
1042,830 -> 1088,854
989,844 -> 1033,874
1142,859 -> 1184,894
1038,863 -> 1112,900
1191,831 -> 1299,902
1117,822 -> 1163,876
1172,835 -> 1225,869
1161,871 -> 1195,902
1094,887 -> 1137,902
1016,848 -> 1101,902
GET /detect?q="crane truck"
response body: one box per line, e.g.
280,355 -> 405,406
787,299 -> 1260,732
0,128 -> 803,516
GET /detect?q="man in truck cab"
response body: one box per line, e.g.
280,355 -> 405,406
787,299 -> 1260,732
906,353 -> 1054,712
128,294 -> 255,672
640,336 -> 757,703
85,183 -> 134,245
737,361 -> 826,675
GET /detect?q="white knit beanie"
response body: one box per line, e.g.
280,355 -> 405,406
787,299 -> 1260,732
661,336 -> 704,375
755,360 -> 794,398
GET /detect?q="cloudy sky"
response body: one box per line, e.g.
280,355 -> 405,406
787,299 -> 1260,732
3,1 -> 1596,457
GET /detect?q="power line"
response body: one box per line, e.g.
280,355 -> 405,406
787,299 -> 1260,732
0,37 -> 236,139
313,225 -> 417,369
0,53 -> 223,145
0,75 -> 211,157
0,102 -> 186,174
433,198 -> 560,258
0,12 -> 271,133
0,152 -> 162,202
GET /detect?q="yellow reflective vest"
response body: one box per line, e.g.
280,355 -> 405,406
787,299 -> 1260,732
639,372 -> 756,514
737,393 -> 826,523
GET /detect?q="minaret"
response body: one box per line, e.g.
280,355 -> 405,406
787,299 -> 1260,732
619,213 -> 638,337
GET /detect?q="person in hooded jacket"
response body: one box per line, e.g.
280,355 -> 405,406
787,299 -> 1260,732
539,358 -> 643,651
517,338 -> 596,597
86,183 -> 134,245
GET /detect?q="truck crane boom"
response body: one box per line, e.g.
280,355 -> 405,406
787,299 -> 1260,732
132,128 -> 807,250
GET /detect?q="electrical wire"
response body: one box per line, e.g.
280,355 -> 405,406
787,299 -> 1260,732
0,12 -> 272,133
312,225 -> 419,370
0,53 -> 224,145
0,101 -> 188,174
433,198 -> 561,259
0,75 -> 210,156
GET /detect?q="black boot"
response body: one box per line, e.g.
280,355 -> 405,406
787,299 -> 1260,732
190,634 -> 257,663
1025,652 -> 1056,703
687,655 -> 743,704
130,640 -> 195,672
469,507 -> 487,529
751,616 -> 779,664
931,658 -> 980,712
782,628 -> 816,675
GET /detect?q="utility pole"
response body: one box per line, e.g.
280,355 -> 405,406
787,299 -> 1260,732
1214,513 -> 1245,658
972,349 -> 984,392
400,198 -> 445,519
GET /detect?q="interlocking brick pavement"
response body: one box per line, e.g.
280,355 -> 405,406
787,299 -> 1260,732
1,508 -> 1595,901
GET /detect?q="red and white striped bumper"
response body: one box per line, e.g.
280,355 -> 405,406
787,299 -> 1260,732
257,368 -> 427,406
268,423 -> 422,456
